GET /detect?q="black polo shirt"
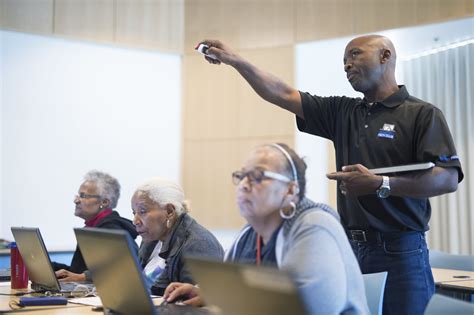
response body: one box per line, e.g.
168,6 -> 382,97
296,86 -> 463,232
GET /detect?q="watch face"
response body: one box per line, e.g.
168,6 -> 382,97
377,187 -> 390,198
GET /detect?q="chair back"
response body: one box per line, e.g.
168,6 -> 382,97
430,250 -> 474,271
424,294 -> 474,315
362,271 -> 388,315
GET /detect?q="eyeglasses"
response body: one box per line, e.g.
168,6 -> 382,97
231,169 -> 291,185
75,193 -> 101,199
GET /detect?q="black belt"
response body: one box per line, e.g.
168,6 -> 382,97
346,229 -> 382,243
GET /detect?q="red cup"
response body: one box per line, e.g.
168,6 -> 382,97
9,242 -> 29,289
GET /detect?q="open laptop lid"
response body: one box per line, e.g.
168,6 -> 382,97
11,227 -> 61,291
74,227 -> 157,315
185,256 -> 308,315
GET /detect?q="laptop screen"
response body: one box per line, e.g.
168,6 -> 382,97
74,227 -> 157,315
185,256 -> 308,315
11,227 -> 61,291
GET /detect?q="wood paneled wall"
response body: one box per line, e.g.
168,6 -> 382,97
1,0 -> 472,228
182,46 -> 295,228
2,0 -> 471,50
183,0 -> 295,53
0,0 -> 184,52
54,0 -> 115,42
115,0 -> 184,52
296,0 -> 473,42
0,0 -> 54,34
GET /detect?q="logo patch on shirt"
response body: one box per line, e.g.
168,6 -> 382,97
439,155 -> 459,161
377,123 -> 396,139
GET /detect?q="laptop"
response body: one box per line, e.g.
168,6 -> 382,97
185,257 -> 308,315
74,227 -> 209,315
10,227 -> 91,292
0,268 -> 10,281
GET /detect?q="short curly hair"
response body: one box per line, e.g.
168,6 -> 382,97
83,170 -> 121,209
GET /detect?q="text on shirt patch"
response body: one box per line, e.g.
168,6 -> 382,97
377,123 -> 396,139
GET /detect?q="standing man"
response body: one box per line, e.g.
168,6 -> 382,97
197,35 -> 463,314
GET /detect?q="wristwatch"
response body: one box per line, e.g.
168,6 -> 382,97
376,176 -> 391,198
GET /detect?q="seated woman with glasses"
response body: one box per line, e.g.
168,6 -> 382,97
132,178 -> 224,295
53,170 -> 138,282
163,143 -> 369,314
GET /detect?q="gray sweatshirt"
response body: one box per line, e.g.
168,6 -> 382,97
227,198 -> 369,315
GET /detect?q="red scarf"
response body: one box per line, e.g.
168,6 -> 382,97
85,209 -> 113,227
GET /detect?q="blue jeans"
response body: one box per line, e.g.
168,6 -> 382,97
350,231 -> 434,315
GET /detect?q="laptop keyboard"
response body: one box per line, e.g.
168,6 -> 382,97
31,282 -> 95,295
60,282 -> 81,291
155,304 -> 211,315
61,282 -> 95,294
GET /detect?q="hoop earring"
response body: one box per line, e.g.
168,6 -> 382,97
166,219 -> 171,229
280,201 -> 296,220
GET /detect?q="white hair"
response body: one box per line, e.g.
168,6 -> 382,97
135,177 -> 189,215
84,170 -> 120,209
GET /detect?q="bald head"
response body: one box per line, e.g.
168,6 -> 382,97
346,35 -> 397,69
343,34 -> 398,98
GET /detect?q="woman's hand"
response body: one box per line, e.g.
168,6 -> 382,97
163,282 -> 204,307
55,269 -> 86,282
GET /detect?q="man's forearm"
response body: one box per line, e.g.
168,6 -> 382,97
390,167 -> 458,198
232,57 -> 304,118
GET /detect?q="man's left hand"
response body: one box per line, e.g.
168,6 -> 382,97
327,164 -> 382,196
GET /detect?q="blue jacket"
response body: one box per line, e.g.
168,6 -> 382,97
138,213 -> 224,295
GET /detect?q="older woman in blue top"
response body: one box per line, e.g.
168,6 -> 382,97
164,143 -> 369,314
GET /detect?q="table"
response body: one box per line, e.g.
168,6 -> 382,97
432,268 -> 474,284
0,282 -> 217,314
0,283 -> 95,314
432,268 -> 474,301
440,280 -> 474,292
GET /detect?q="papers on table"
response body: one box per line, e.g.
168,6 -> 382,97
69,296 -> 102,307
69,295 -> 164,307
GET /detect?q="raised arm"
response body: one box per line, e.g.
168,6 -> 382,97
199,40 -> 304,119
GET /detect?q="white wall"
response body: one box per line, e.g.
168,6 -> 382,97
295,17 -> 473,205
0,31 -> 181,250
295,37 -> 359,204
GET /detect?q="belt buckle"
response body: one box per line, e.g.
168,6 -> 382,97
351,230 -> 367,242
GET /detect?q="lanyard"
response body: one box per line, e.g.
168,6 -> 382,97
256,234 -> 262,266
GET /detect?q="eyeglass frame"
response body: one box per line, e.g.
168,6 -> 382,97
75,193 -> 102,200
231,169 -> 292,186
